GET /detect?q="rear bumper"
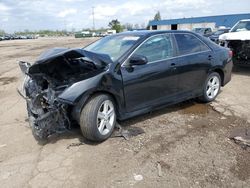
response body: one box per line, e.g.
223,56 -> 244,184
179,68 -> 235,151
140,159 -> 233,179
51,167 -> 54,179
223,60 -> 233,86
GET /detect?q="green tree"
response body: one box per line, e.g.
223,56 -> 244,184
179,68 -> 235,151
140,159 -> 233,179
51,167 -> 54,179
0,29 -> 5,35
108,19 -> 123,33
154,11 -> 161,21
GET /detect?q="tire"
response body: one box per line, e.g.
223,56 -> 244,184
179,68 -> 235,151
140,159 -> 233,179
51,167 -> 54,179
80,94 -> 116,142
199,72 -> 221,103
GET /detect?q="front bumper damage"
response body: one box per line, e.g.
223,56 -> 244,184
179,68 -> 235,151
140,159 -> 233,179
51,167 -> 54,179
220,40 -> 250,64
17,48 -> 111,141
18,61 -> 70,140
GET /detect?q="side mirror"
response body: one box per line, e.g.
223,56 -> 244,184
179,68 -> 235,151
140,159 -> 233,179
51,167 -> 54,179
129,54 -> 148,66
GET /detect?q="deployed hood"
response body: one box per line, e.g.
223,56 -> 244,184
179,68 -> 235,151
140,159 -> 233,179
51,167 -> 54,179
35,47 -> 113,67
25,48 -> 113,85
219,31 -> 250,41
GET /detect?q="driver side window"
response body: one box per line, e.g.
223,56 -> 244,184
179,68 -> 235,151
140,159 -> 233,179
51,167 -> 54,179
133,34 -> 174,63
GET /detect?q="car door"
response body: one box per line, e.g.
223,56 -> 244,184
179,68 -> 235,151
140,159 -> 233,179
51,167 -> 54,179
120,34 -> 179,112
173,33 -> 213,97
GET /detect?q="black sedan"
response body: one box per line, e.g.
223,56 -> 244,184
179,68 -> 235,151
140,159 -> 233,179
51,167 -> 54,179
18,30 -> 233,142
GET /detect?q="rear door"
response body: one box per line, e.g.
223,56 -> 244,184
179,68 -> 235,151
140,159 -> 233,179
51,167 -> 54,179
120,34 -> 179,112
173,33 -> 213,96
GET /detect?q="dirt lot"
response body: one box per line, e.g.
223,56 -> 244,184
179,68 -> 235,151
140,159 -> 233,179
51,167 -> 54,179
0,37 -> 250,188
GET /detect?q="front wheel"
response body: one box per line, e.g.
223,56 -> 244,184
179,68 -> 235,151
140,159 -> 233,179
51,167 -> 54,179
199,72 -> 221,103
80,94 -> 116,142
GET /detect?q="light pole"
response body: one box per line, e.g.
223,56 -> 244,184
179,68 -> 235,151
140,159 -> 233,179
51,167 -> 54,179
92,7 -> 95,30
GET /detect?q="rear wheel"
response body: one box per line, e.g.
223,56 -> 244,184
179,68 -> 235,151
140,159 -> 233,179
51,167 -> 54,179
80,94 -> 116,141
199,72 -> 221,102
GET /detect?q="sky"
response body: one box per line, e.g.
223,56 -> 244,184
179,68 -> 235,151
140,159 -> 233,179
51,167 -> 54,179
0,0 -> 250,33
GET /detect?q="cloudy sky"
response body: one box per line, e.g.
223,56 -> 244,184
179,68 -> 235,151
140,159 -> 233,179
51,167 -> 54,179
0,0 -> 250,33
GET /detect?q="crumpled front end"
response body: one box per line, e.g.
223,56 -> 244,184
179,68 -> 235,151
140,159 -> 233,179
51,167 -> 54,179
18,61 -> 71,140
17,48 -> 111,141
219,31 -> 250,65
220,40 -> 250,65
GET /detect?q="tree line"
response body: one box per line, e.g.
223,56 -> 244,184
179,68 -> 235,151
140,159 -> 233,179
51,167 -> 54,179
0,11 -> 161,35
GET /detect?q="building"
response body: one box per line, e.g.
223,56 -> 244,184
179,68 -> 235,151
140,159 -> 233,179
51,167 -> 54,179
148,13 -> 250,31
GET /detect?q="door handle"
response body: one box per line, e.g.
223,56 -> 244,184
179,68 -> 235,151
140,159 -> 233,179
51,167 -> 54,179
170,63 -> 177,70
208,55 -> 213,60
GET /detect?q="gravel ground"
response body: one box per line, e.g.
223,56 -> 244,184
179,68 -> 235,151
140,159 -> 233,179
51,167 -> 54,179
0,37 -> 250,188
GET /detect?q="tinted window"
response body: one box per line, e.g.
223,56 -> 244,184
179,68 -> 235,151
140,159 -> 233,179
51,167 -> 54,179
175,34 -> 209,55
134,34 -> 174,63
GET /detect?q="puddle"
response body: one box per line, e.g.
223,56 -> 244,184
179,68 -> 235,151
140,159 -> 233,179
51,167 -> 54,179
0,76 -> 18,85
181,103 -> 210,115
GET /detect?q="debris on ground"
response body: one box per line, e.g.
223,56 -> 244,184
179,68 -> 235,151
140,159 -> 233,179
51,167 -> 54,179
157,162 -> 163,177
229,128 -> 250,149
111,123 -> 145,140
67,142 -> 85,149
133,174 -> 143,181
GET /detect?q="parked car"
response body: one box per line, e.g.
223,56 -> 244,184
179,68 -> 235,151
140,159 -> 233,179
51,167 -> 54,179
219,19 -> 250,65
18,30 -> 233,142
209,28 -> 230,43
14,35 -> 21,40
3,35 -> 11,40
193,27 -> 213,37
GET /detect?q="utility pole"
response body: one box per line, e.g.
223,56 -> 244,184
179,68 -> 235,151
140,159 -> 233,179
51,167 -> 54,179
92,6 -> 95,30
64,19 -> 67,31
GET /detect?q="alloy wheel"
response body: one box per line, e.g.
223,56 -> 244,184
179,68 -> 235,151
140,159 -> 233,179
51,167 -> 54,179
206,76 -> 220,99
97,100 -> 115,135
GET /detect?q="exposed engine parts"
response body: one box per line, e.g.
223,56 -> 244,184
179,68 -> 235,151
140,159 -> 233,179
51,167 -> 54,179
18,48 -> 109,140
25,76 -> 70,140
220,40 -> 250,64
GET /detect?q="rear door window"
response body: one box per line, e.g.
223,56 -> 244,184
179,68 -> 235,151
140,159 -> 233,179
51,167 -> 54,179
174,33 -> 210,55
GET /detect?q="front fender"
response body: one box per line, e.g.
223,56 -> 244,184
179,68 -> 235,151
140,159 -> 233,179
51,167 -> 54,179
58,71 -> 125,122
58,73 -> 104,104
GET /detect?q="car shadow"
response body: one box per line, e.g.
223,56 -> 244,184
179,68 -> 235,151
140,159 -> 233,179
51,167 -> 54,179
42,99 -> 209,146
233,65 -> 250,76
118,99 -> 209,128
39,125 -> 100,146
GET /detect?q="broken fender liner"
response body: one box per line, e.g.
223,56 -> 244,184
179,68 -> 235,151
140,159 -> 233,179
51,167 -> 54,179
111,123 -> 145,140
229,128 -> 250,149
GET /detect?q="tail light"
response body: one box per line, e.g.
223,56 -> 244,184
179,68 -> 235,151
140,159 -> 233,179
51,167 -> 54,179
229,50 -> 233,58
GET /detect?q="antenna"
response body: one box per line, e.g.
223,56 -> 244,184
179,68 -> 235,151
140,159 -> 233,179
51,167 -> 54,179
92,6 -> 95,30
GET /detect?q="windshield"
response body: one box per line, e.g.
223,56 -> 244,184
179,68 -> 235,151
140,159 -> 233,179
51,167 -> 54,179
193,28 -> 205,34
231,21 -> 250,32
84,34 -> 141,61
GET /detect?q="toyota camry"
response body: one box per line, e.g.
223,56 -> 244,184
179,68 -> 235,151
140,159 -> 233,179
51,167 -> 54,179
18,30 -> 233,142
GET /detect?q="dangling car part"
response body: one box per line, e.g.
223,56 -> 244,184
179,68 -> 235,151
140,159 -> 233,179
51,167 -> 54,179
18,31 -> 232,142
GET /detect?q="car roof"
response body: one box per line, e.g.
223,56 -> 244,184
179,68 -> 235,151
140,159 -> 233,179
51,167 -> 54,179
118,30 -> 195,37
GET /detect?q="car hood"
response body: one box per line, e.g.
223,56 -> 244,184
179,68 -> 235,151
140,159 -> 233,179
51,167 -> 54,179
219,31 -> 250,41
35,47 -> 113,68
24,47 -> 113,86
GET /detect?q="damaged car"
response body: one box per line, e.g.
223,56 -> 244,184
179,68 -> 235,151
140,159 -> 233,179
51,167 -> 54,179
219,19 -> 250,65
18,30 -> 233,142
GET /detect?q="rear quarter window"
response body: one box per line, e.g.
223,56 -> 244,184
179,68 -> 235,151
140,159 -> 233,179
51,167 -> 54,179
174,33 -> 210,55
